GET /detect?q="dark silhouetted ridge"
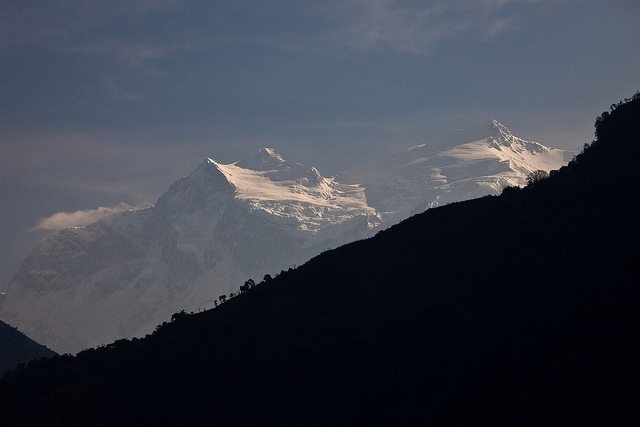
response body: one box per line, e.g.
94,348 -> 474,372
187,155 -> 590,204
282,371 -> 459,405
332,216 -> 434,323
0,320 -> 56,375
0,94 -> 639,426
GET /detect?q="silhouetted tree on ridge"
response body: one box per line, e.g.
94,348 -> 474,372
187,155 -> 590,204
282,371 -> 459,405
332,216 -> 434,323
526,169 -> 549,186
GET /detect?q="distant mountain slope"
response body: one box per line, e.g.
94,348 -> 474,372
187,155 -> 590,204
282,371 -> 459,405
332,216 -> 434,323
0,95 -> 637,426
0,149 -> 379,354
339,119 -> 571,223
0,320 -> 55,375
0,123 -> 567,355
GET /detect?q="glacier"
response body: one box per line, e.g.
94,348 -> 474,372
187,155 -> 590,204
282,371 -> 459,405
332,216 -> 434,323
0,121 -> 571,354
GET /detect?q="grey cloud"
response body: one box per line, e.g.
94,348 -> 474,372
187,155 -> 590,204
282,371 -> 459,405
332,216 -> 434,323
68,41 -> 181,68
324,0 -> 556,53
0,1 -> 180,48
1,0 -> 559,56
0,130 -> 201,204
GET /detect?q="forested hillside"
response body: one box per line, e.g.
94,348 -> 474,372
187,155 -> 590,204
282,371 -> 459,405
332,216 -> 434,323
1,94 -> 639,426
0,320 -> 55,375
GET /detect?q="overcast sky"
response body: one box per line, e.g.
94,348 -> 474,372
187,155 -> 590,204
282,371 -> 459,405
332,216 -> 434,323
1,0 -> 639,287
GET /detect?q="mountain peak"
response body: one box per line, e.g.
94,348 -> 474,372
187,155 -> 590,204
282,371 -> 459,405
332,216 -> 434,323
258,147 -> 283,159
236,147 -> 286,171
486,119 -> 517,146
488,119 -> 509,134
440,120 -> 512,146
154,157 -> 234,217
489,119 -> 504,128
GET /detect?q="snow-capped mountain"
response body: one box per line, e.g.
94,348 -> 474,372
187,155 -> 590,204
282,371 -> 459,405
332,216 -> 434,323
0,122 -> 571,354
339,120 -> 572,225
0,149 -> 380,354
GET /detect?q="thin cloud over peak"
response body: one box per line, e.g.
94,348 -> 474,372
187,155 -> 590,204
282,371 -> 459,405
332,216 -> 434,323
31,203 -> 149,232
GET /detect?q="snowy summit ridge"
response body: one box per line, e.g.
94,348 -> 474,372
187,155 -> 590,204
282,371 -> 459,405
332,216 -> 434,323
209,148 -> 379,236
339,120 -> 571,223
1,122 -> 571,354
235,147 -> 285,170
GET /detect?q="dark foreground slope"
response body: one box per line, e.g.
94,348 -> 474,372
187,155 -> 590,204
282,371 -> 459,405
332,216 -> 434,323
1,95 -> 639,426
0,320 -> 56,375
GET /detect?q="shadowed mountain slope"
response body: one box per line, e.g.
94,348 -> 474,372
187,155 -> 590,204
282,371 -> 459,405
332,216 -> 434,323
0,320 -> 55,375
0,94 -> 638,425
